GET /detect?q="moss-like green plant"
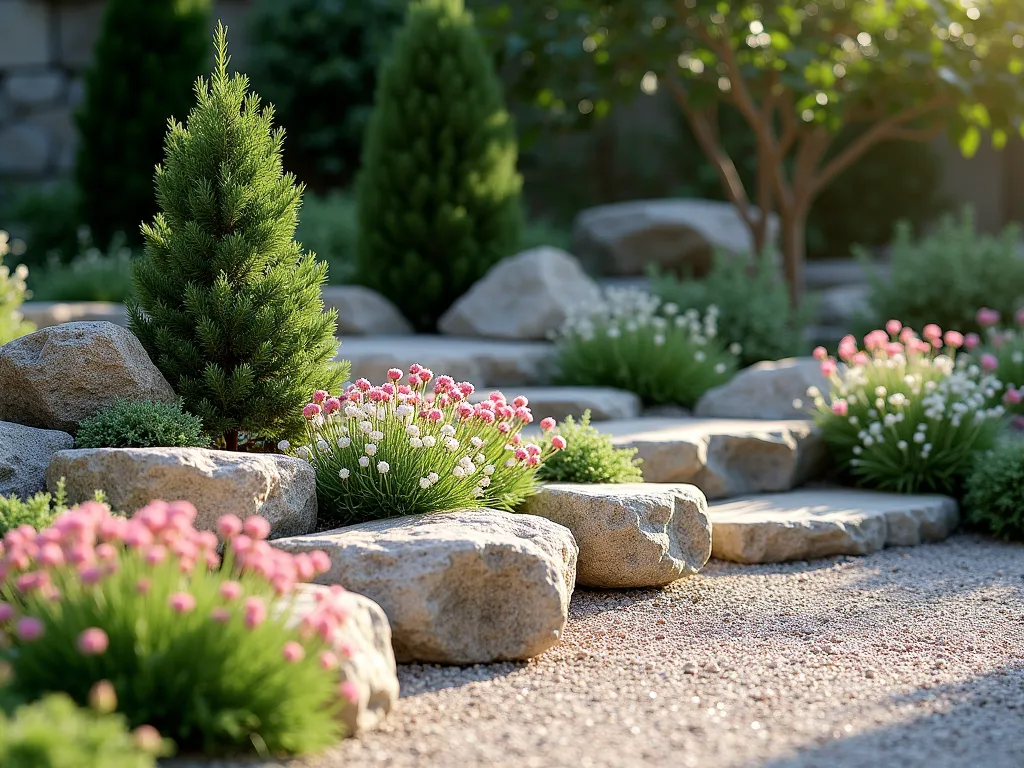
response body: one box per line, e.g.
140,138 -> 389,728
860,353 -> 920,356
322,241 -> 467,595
963,439 -> 1024,541
537,411 -> 643,484
75,399 -> 208,449
0,480 -> 105,537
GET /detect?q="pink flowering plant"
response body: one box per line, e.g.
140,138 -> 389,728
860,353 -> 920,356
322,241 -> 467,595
289,366 -> 566,526
0,499 -> 363,757
966,306 -> 1024,421
808,322 -> 1005,494
552,287 -> 740,406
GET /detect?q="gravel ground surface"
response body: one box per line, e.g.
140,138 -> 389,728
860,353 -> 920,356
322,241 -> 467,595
179,534 -> 1024,768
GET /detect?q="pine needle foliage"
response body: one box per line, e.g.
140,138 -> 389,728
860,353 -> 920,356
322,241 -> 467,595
356,0 -> 524,331
129,25 -> 348,451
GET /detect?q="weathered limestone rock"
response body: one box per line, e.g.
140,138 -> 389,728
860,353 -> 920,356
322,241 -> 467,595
46,448 -> 317,539
287,585 -> 398,735
274,509 -> 578,664
322,285 -> 413,336
471,386 -> 641,422
694,358 -> 828,420
438,247 -> 601,340
572,199 -> 779,277
709,488 -> 960,563
521,483 -> 711,588
0,421 -> 74,499
17,301 -> 129,331
339,335 -> 555,387
0,322 -> 176,434
602,418 -> 826,500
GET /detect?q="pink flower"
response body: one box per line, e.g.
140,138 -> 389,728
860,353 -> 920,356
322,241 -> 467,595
243,516 -> 271,541
812,346 -> 828,360
79,566 -> 104,585
427,408 -> 443,422
456,403 -> 474,419
515,407 -> 533,423
219,580 -> 243,601
864,329 -> 888,351
944,330 -> 964,348
211,607 -> 232,623
540,417 -> 557,431
513,395 -> 529,408
831,400 -> 849,416
409,363 -> 422,375
885,319 -> 902,336
319,650 -> 339,670
16,617 -> 44,641
217,514 -> 243,540
355,378 -> 372,391
497,422 -> 511,434
339,680 -> 360,703
309,550 -> 331,574
89,680 -> 118,713
514,447 -> 529,461
977,307 -> 1001,327
819,359 -> 837,377
922,324 -> 942,341
77,627 -> 109,655
282,641 -> 305,663
418,369 -> 433,383
313,390 -> 329,404
458,381 -> 475,397
324,397 -> 341,414
1015,308 -> 1024,326
136,578 -> 151,595
852,352 -> 870,366
38,542 -> 64,567
169,593 -> 196,614
0,603 -> 14,622
476,409 -> 495,424
302,403 -> 321,419
132,725 -> 163,753
145,545 -> 167,565
95,543 -> 117,561
526,443 -> 541,457
387,368 -> 403,382
1005,388 -> 1023,405
981,353 -> 999,372
551,435 -> 567,450
244,596 -> 267,629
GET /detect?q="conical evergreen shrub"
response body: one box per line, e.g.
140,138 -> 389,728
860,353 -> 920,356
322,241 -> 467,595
356,0 -> 523,331
75,0 -> 211,248
128,24 -> 348,451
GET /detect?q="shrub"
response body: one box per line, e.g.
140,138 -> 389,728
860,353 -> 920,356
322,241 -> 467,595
536,411 -> 642,484
356,0 -> 523,331
75,0 -> 211,247
962,438 -> 1024,541
248,0 -> 405,190
962,306 -> 1024,419
29,233 -> 135,304
129,26 -> 348,451
650,249 -> 811,367
0,499 -> 361,756
75,399 -> 208,449
809,323 -> 1005,495
0,694 -> 170,767
5,184 -> 82,268
858,209 -> 1024,338
552,288 -> 740,407
0,480 -> 104,537
0,231 -> 33,346
293,367 -> 565,526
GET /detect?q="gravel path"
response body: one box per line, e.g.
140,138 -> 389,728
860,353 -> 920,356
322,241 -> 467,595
187,534 -> 1024,768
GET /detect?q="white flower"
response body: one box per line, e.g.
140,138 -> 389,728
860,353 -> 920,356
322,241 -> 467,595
470,436 -> 484,448
428,472 -> 439,483
339,468 -> 350,480
729,343 -> 742,356
344,406 -> 361,418
792,398 -> 803,410
440,424 -> 456,437
852,446 -> 862,455
295,446 -> 310,460
653,334 -> 665,347
444,437 -> 460,452
422,436 -> 436,448
913,431 -> 926,444
364,443 -> 377,456
377,461 -> 390,474
316,439 -> 329,452
277,440 -> 290,451
694,351 -> 706,363
358,456 -> 370,468
606,327 -> 621,339
475,453 -> 486,464
473,487 -> 485,497
714,362 -> 727,375
504,458 -> 516,468
478,476 -> 491,487
419,477 -> 431,489
359,421 -> 373,434
483,465 -> 495,476
897,440 -> 908,451
396,404 -> 414,418
453,466 -> 466,478
406,424 -> 420,437
337,436 -> 351,449
370,430 -> 384,442
409,437 -> 423,448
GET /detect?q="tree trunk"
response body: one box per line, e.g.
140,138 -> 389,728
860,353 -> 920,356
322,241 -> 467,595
224,430 -> 239,452
780,208 -> 807,309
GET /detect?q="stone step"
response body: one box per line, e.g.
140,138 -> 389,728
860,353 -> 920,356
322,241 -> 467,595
598,417 -> 825,500
709,488 -> 959,564
337,335 -> 555,387
470,386 -> 641,422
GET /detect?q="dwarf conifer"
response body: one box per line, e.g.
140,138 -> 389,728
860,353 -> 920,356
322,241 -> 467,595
128,24 -> 348,451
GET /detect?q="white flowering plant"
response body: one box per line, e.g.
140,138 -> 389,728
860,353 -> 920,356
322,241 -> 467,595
0,230 -> 34,345
552,288 -> 740,407
290,366 -> 566,527
809,321 -> 1005,495
966,306 -> 1024,421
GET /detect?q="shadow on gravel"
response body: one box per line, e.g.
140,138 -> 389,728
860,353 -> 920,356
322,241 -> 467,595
395,660 -> 526,698
758,664 -> 1024,768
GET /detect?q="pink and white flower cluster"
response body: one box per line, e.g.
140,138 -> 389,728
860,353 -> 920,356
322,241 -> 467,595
968,306 -> 1024,419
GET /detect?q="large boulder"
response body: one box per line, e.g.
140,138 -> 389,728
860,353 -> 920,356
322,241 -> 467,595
0,321 -> 176,434
694,358 -> 829,420
438,247 -> 601,340
274,509 -> 578,664
287,585 -> 399,735
572,199 -> 779,277
46,448 -> 317,539
321,285 -> 413,336
521,483 -> 711,588
0,421 -> 74,499
470,386 -> 641,422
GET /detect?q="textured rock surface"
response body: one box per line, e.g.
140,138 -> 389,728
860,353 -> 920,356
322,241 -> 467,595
0,421 -> 74,499
521,483 -> 711,588
695,358 -> 828,420
572,199 -> 779,277
709,488 -> 960,563
339,336 -> 555,387
288,585 -> 399,735
602,418 -> 825,499
47,448 -> 317,539
438,247 -> 601,340
471,386 -> 641,422
17,301 -> 129,330
274,509 -> 578,664
322,285 -> 413,336
0,322 -> 176,434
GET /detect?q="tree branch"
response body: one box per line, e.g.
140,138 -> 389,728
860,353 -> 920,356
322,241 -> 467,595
886,123 -> 947,143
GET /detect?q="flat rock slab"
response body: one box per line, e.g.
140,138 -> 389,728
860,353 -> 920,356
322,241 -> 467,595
46,448 -> 317,539
338,335 -> 555,387
0,421 -> 74,499
17,301 -> 129,330
709,488 -> 959,563
274,509 -> 578,665
695,358 -> 828,421
602,418 -> 825,500
470,386 -> 641,422
521,483 -> 711,588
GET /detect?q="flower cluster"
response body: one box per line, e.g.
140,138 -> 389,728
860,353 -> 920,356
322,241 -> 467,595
0,229 -> 33,346
0,499 -> 360,756
968,306 -> 1024,422
809,321 -> 1005,494
552,287 -> 740,406
292,366 -> 566,526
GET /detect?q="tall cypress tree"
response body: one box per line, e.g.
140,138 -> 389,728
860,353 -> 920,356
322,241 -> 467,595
356,0 -> 523,331
128,24 -> 348,451
75,0 -> 211,248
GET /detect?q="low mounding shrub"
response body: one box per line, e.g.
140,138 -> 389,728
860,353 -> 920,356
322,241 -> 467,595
0,500 -> 361,756
0,693 -> 170,767
75,399 -> 208,449
859,209 -> 1024,337
0,230 -> 33,346
0,480 -> 103,537
29,233 -> 135,304
292,367 -> 566,526
809,322 -> 1005,495
553,288 -> 740,407
962,439 -> 1024,541
649,250 -> 811,367
537,410 -> 642,484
